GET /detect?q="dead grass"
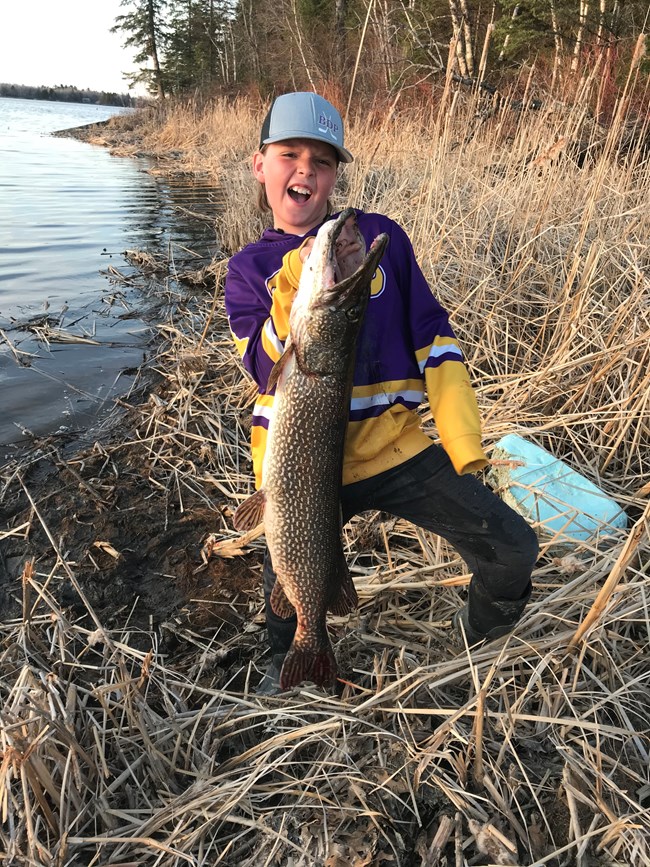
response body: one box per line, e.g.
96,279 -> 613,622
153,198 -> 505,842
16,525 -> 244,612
1,74 -> 649,866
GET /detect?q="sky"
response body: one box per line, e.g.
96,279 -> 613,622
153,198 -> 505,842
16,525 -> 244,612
0,1 -> 142,94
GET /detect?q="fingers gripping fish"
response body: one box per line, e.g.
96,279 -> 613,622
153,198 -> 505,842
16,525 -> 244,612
234,209 -> 389,690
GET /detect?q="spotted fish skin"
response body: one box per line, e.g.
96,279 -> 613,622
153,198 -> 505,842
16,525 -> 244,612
234,209 -> 388,690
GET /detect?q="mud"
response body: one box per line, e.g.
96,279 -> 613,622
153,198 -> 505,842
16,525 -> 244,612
0,418 -> 263,687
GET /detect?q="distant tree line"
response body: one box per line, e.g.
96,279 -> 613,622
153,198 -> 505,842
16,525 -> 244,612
0,82 -> 135,107
112,0 -> 649,109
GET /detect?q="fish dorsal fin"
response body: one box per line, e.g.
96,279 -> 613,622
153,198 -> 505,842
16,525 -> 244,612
328,555 -> 358,616
233,489 -> 266,532
270,580 -> 295,619
266,342 -> 295,393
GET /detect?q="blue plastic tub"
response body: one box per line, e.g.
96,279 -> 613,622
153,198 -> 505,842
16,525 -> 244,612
488,434 -> 628,550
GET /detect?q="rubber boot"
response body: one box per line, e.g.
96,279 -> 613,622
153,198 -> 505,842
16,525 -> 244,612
256,594 -> 296,696
454,578 -> 532,646
256,653 -> 286,696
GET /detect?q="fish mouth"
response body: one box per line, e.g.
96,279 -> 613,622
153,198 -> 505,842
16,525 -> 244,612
317,209 -> 388,311
288,185 -> 312,204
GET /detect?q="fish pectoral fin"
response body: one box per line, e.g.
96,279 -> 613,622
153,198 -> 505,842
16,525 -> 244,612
328,558 -> 358,616
270,580 -> 295,619
233,489 -> 266,532
266,343 -> 295,392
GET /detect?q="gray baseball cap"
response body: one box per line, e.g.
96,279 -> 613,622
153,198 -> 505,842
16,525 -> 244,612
259,92 -> 354,163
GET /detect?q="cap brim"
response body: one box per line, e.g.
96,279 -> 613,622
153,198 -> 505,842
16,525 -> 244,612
261,132 -> 354,163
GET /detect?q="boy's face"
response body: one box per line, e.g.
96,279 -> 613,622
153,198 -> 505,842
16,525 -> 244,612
252,139 -> 338,235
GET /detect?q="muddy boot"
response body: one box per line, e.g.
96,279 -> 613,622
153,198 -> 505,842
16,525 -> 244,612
256,653 -> 286,696
453,579 -> 532,647
257,595 -> 296,695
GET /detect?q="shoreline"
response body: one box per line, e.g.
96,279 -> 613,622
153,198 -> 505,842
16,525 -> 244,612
2,115 -> 243,633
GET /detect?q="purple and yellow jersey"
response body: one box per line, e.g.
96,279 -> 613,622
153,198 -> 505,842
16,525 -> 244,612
225,211 -> 487,488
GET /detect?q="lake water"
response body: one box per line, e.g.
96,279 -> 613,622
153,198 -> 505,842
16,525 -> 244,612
0,97 -> 219,457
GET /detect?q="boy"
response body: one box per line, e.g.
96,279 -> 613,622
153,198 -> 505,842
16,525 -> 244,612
225,92 -> 538,693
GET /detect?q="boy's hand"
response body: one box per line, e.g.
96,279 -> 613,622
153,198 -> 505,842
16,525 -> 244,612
299,238 -> 315,263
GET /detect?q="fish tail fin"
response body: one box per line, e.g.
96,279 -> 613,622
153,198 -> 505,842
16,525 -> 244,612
280,641 -> 337,690
328,557 -> 358,616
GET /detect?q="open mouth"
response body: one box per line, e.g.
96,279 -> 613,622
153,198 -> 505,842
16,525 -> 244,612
287,185 -> 312,204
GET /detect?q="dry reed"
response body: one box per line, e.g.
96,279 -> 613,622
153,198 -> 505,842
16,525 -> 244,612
1,77 -> 649,866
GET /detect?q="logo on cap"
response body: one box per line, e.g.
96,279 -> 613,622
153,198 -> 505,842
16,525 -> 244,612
318,113 -> 339,141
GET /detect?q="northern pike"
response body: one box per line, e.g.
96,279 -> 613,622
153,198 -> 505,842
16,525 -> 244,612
234,209 -> 388,690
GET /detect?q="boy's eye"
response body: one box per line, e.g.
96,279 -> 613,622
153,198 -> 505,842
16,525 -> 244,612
278,150 -> 333,167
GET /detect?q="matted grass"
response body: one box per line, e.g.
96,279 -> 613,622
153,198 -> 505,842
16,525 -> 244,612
1,75 -> 649,866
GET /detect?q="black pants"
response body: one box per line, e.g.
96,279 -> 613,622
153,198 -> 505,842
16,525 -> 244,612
263,444 -> 539,655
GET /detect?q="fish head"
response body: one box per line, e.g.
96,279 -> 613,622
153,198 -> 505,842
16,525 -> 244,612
290,209 -> 388,375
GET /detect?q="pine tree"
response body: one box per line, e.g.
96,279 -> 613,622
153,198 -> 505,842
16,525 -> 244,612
112,0 -> 169,98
